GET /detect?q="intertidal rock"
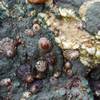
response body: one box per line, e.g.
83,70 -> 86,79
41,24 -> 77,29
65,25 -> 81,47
28,0 -> 48,4
27,76 -> 93,100
65,76 -> 93,100
40,11 -> 100,71
0,37 -> 16,58
79,0 -> 100,34
53,0 -> 85,10
0,0 -> 99,100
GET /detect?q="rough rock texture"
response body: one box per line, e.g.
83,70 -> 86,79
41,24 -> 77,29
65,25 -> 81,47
79,0 -> 100,34
24,76 -> 93,100
55,0 -> 85,9
0,0 -> 99,100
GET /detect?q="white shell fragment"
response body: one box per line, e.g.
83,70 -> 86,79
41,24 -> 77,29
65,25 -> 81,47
95,50 -> 100,58
21,91 -> 32,99
0,78 -> 11,86
59,7 -> 75,18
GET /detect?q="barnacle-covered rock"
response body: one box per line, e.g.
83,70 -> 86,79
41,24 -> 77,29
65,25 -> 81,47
0,0 -> 97,99
17,23 -> 64,77
28,75 -> 93,100
0,37 -> 19,80
88,66 -> 100,99
41,11 -> 100,72
65,76 -> 93,100
0,37 -> 16,58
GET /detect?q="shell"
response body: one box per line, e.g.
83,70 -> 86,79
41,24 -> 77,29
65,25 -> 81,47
21,91 -> 32,99
53,71 -> 61,78
59,7 -> 76,18
0,37 -> 16,58
35,60 -> 48,72
64,61 -> 72,73
32,23 -> 40,32
63,50 -> 80,60
0,78 -> 12,86
38,37 -> 51,50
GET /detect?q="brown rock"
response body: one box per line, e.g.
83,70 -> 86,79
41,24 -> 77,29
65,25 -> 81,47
28,0 -> 48,4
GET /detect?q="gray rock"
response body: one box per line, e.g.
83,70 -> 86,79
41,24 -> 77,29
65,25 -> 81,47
79,0 -> 100,34
55,0 -> 86,10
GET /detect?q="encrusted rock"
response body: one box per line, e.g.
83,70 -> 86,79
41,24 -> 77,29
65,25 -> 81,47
0,37 -> 16,58
79,0 -> 100,34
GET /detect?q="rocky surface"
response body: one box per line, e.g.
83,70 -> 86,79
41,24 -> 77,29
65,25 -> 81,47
0,0 -> 100,100
79,0 -> 100,34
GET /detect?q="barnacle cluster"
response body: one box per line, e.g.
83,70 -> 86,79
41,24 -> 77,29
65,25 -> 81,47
0,20 -> 64,99
0,37 -> 16,58
0,0 -> 100,99
39,10 -> 100,72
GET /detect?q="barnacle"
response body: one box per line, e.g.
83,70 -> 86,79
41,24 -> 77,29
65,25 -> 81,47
41,11 -> 100,72
33,23 -> 41,32
0,0 -> 97,99
35,60 -> 48,72
0,37 -> 16,58
59,7 -> 76,19
38,37 -> 52,50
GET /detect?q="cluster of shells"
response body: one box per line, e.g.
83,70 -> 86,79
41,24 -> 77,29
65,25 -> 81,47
37,5 -> 100,71
0,37 -> 16,58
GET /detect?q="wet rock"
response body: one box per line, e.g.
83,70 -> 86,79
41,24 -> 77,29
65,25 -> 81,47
65,76 -> 93,100
79,0 -> 100,34
55,0 -> 85,10
71,59 -> 87,77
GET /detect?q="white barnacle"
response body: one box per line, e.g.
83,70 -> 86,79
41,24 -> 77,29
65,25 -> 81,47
86,47 -> 96,55
95,50 -> 100,58
0,78 -> 11,86
59,7 -> 75,18
96,31 -> 100,39
22,91 -> 32,98
35,60 -> 47,72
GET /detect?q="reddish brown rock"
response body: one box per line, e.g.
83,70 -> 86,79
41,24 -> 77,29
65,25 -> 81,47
28,0 -> 48,4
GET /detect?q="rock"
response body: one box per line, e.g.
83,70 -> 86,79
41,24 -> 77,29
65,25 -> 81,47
66,76 -> 93,100
79,0 -> 100,34
55,0 -> 85,10
28,0 -> 47,4
29,76 -> 93,100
